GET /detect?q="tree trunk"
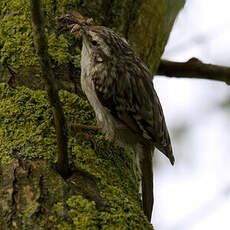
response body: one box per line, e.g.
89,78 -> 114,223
0,0 -> 185,229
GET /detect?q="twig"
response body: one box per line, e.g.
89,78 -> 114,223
157,58 -> 230,84
30,0 -> 69,178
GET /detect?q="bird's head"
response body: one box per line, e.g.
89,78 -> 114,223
59,11 -> 134,65
70,21 -> 133,62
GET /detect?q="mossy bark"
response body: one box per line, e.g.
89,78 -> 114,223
0,0 -> 185,91
0,0 -> 185,229
0,84 -> 152,229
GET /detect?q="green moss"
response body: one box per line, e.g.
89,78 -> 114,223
57,222 -> 73,230
0,83 -> 152,229
0,0 -> 141,71
48,34 -> 73,66
66,195 -> 98,229
0,0 -> 74,68
65,194 -> 152,230
23,202 -> 40,217
0,84 -> 56,161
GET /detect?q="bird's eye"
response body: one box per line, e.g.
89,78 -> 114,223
91,40 -> 98,46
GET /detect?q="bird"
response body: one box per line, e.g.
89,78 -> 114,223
69,18 -> 175,222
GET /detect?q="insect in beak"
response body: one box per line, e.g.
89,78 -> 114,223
70,24 -> 82,34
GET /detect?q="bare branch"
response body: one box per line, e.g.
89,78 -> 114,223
30,0 -> 69,178
157,58 -> 230,84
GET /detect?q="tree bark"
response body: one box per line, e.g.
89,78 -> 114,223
0,0 -> 185,229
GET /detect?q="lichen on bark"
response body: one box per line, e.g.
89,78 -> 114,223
0,83 -> 153,229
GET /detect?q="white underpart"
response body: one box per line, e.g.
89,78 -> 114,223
81,40 -> 116,140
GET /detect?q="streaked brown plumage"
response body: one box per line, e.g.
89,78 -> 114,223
71,23 -> 174,222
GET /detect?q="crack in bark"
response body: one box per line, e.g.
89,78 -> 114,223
34,175 -> 44,218
10,165 -> 18,229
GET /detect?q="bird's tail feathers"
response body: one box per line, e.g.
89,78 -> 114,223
133,144 -> 153,222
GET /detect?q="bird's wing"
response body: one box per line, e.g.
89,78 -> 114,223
92,59 -> 174,164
